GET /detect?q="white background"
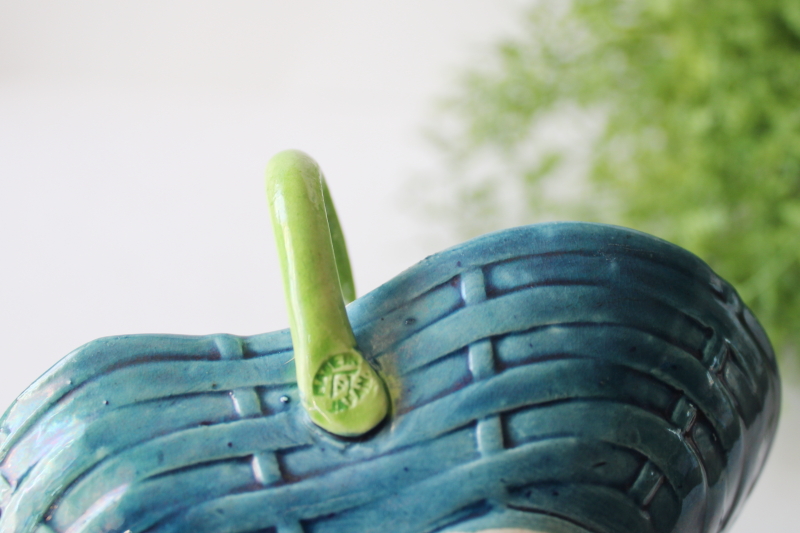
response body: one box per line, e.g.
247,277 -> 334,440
0,2 -> 796,531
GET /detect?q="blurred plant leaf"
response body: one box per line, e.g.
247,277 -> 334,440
428,0 -> 800,361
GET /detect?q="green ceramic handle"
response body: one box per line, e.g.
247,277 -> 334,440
265,150 -> 389,437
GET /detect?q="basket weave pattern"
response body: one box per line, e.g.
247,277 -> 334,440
0,223 -> 780,533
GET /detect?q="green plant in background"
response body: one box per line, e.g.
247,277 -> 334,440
430,0 -> 800,361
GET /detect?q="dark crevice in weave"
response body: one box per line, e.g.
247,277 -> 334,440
506,503 -> 604,533
427,499 -> 494,533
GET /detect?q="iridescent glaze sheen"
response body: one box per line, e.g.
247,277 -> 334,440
0,217 -> 780,533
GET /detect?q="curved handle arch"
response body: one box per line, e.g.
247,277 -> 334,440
265,150 -> 388,437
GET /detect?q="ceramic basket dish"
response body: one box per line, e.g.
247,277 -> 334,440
0,153 -> 781,533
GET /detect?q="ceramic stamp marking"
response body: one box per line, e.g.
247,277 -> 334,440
312,352 -> 376,413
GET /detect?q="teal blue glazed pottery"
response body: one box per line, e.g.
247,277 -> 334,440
0,152 -> 781,533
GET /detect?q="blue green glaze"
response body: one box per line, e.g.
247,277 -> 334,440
0,222 -> 781,533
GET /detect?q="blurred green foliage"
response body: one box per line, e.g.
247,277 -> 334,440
431,0 -> 800,359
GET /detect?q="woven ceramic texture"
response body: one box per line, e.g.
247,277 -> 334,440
0,223 -> 781,533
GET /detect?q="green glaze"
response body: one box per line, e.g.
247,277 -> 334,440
265,150 -> 388,436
